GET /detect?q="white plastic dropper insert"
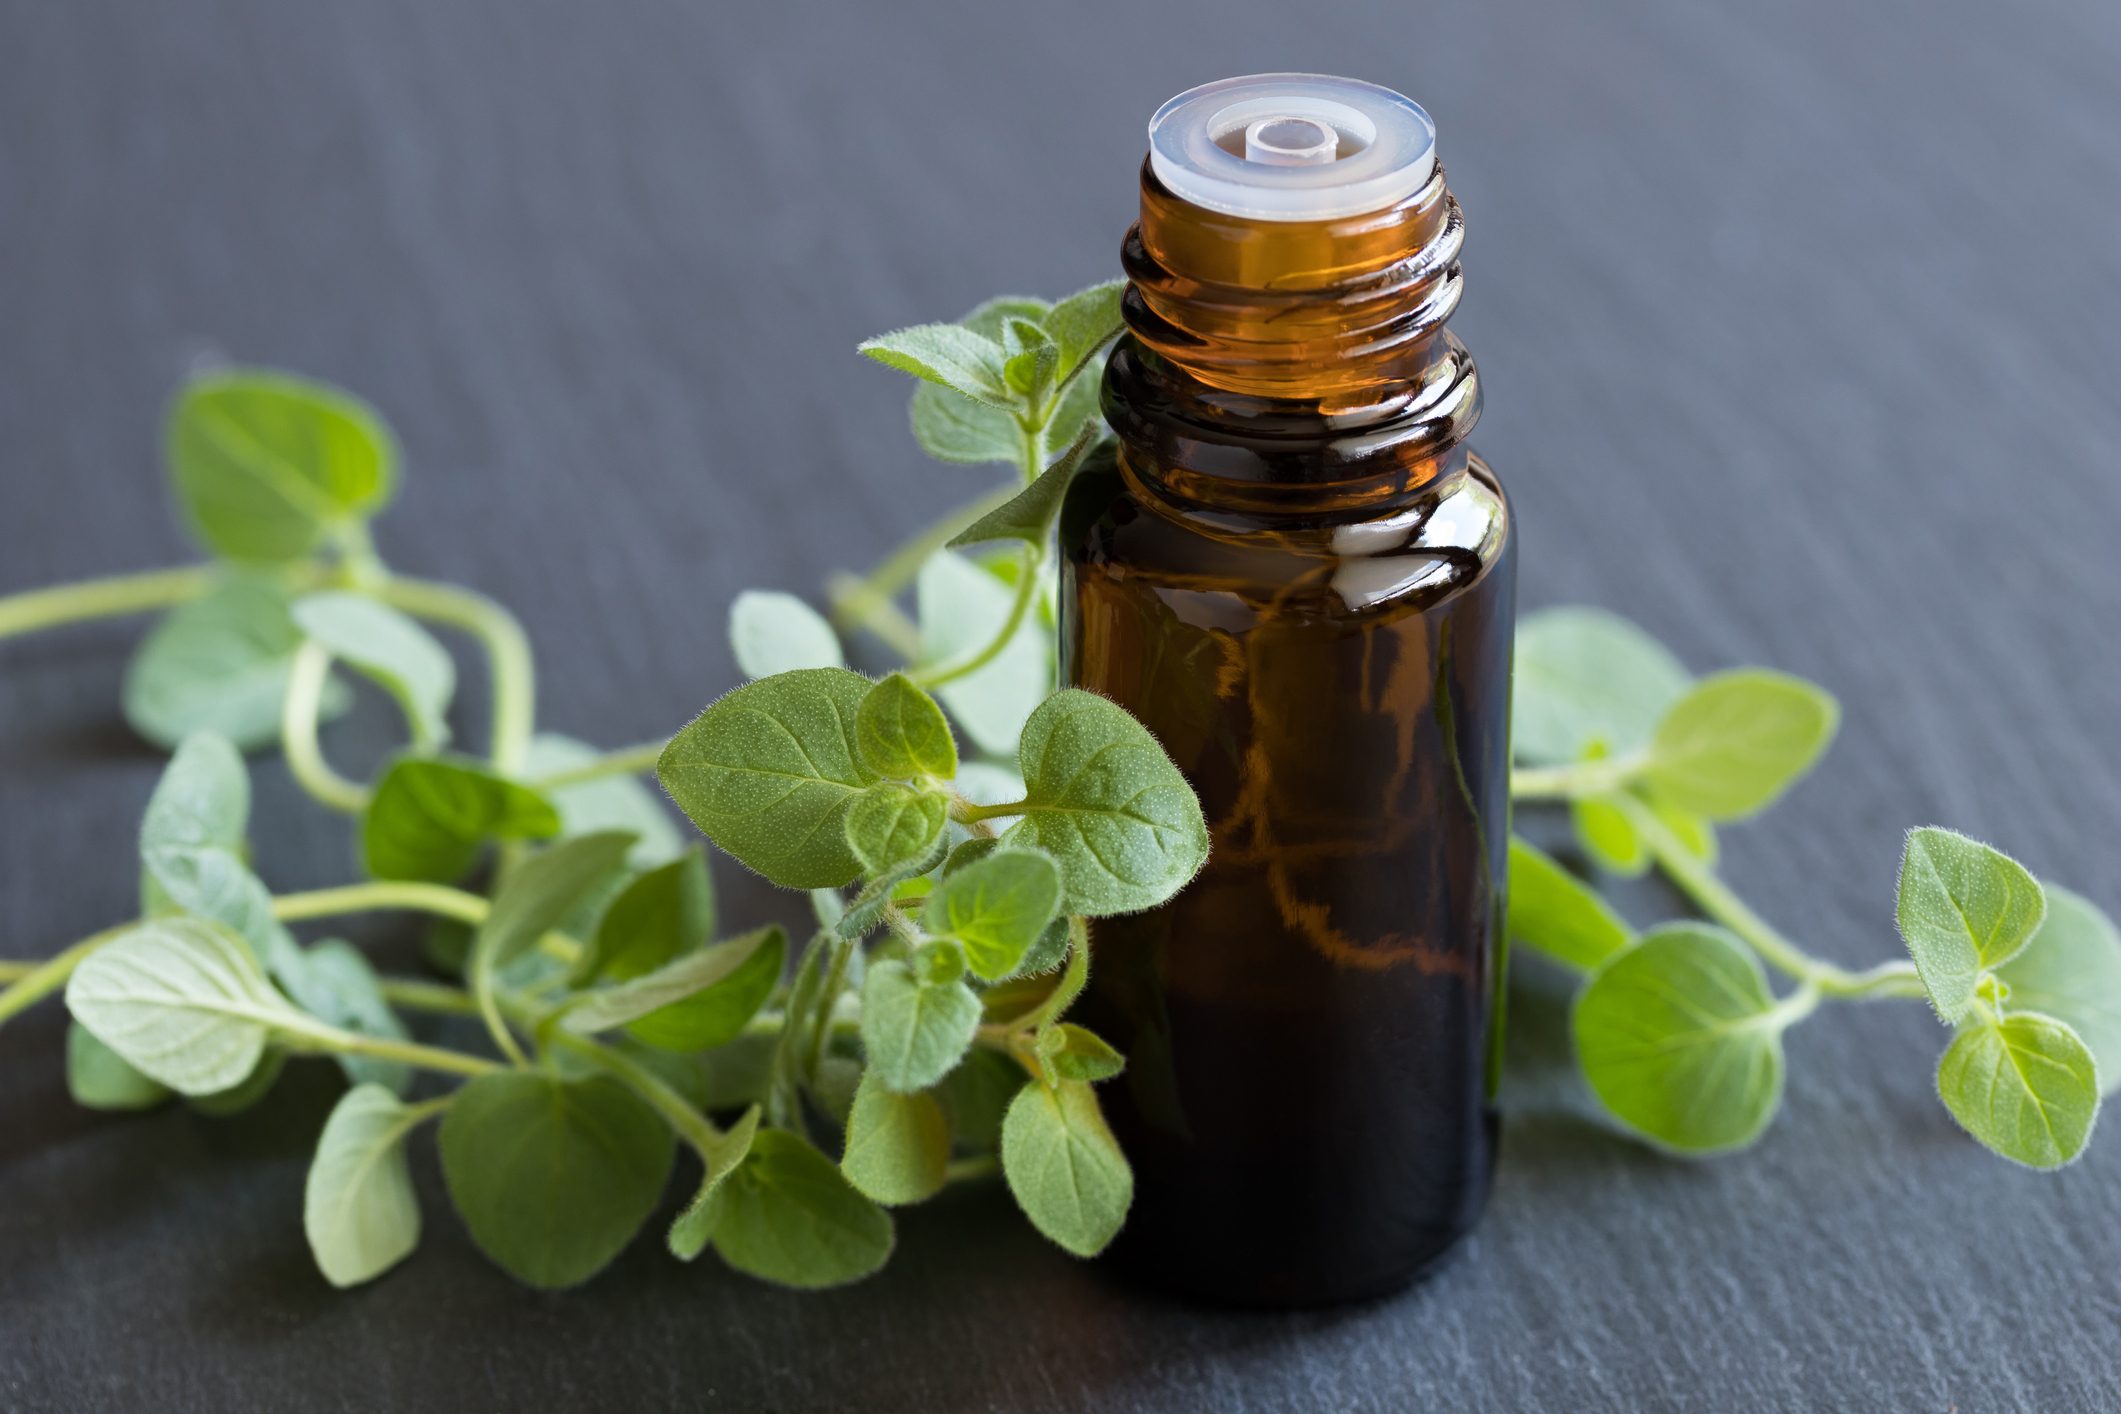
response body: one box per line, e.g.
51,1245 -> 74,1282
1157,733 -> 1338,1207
1148,74 -> 1437,222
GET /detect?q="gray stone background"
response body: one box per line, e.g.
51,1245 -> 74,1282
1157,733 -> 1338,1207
2,0 -> 2116,1408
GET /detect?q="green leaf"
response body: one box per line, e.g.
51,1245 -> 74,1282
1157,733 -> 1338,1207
189,1048 -> 287,1117
361,756 -> 561,883
66,1022 -> 173,1111
728,590 -> 845,679
281,940 -> 412,1094
1011,917 -> 1072,978
1041,279 -> 1126,385
139,730 -> 249,859
998,689 -> 1210,916
701,1128 -> 894,1288
840,1071 -> 951,1206
831,831 -> 951,942
284,940 -> 413,1093
1000,1079 -> 1133,1257
855,673 -> 958,780
472,831 -> 636,981
860,946 -> 982,1093
1896,827 -> 2048,1024
1036,1023 -> 1126,1083
291,591 -> 456,748
1936,1013 -> 2099,1169
439,1071 -> 675,1289
667,1104 -> 761,1260
304,1083 -> 432,1288
1572,794 -> 1648,876
940,1048 -> 1020,1150
65,916 -> 303,1096
859,324 -> 1013,409
1642,670 -> 1840,821
842,783 -> 949,874
1573,923 -> 1790,1154
917,550 -> 1053,757
922,846 -> 1064,981
524,732 -> 685,869
947,424 -> 1103,552
1512,607 -> 1691,765
563,925 -> 785,1051
1651,796 -> 1718,864
959,295 -> 1050,339
656,667 -> 880,889
166,369 -> 398,563
1505,836 -> 1633,972
1000,317 -> 1059,399
1996,887 -> 2121,1092
910,383 -> 1021,467
1040,361 -> 1106,459
573,849 -> 714,985
124,574 -> 350,752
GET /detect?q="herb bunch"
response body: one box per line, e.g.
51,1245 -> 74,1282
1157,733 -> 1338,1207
1,277 -> 2113,1298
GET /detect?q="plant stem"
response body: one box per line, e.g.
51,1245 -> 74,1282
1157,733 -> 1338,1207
0,928 -> 128,1027
1612,794 -> 1923,998
0,961 -> 34,983
270,881 -> 582,966
908,544 -> 1045,691
824,572 -> 924,659
283,640 -> 373,813
802,934 -> 859,1082
373,575 -> 535,774
377,975 -> 482,1016
530,739 -> 665,792
0,565 -> 216,643
953,797 -> 1027,825
1510,755 -> 1647,801
944,1154 -> 999,1185
547,1025 -> 726,1156
827,481 -> 1024,638
288,1021 -> 503,1078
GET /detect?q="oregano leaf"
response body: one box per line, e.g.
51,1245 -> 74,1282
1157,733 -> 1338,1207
362,756 -> 561,883
946,424 -> 1103,551
166,369 -> 398,563
524,733 -> 686,869
667,1104 -> 761,1261
1000,1079 -> 1133,1257
1936,1013 -> 2099,1169
1995,887 -> 2121,1092
702,1129 -> 894,1288
291,591 -> 456,748
858,324 -> 1013,409
656,667 -> 880,890
922,846 -> 1064,981
1039,279 -> 1126,386
855,672 -> 957,781
1642,669 -> 1840,821
917,550 -> 1052,757
1505,836 -> 1633,972
124,574 -> 350,752
840,1071 -> 952,1206
438,1071 -> 675,1290
1512,607 -> 1690,765
66,1022 -> 173,1111
997,689 -> 1209,916
860,947 -> 981,1093
910,383 -> 1020,466
1896,827 -> 2047,1024
563,924 -> 785,1052
65,916 -> 303,1096
1000,316 -> 1059,399
304,1083 -> 432,1288
573,849 -> 714,985
729,590 -> 845,679
1573,923 -> 1789,1154
1572,794 -> 1648,876
1036,1023 -> 1125,1083
842,783 -> 949,875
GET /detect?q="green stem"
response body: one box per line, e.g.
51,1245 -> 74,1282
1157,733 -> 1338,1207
827,481 -> 1025,638
0,565 -> 216,643
287,1021 -> 503,1078
953,797 -> 1026,826
1612,794 -> 1922,998
270,881 -> 581,967
546,1025 -> 725,1156
823,572 -> 924,659
944,1154 -> 999,1185
908,544 -> 1044,691
374,575 -> 535,775
0,961 -> 35,984
802,934 -> 859,1082
377,975 -> 482,1016
1510,755 -> 1647,801
530,739 -> 664,792
0,929 -> 127,1027
282,640 -> 373,813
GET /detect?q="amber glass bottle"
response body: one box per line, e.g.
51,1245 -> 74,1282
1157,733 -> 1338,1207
1061,75 -> 1515,1306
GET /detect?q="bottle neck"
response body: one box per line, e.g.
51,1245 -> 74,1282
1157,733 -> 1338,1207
1106,160 -> 1481,521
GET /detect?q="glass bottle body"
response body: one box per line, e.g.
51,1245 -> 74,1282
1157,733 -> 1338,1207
1059,160 -> 1515,1301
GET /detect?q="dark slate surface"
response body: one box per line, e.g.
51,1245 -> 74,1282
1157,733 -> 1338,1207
2,0 -> 2117,1409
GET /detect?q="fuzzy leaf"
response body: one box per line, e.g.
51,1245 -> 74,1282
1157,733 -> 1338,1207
842,783 -> 949,875
700,1129 -> 893,1288
840,1071 -> 952,1206
1937,1013 -> 2099,1169
1896,827 -> 2047,1024
923,846 -> 1064,981
1642,670 -> 1839,821
667,1105 -> 761,1260
1996,887 -> 2121,1092
855,673 -> 958,781
859,324 -> 1013,409
362,756 -> 560,883
860,947 -> 981,1093
1505,836 -> 1633,972
304,1084 -> 431,1288
729,590 -> 845,679
124,575 -> 350,752
1512,607 -> 1690,765
1000,1079 -> 1132,1257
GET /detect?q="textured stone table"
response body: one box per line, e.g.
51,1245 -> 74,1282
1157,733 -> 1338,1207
3,1 -> 2117,1408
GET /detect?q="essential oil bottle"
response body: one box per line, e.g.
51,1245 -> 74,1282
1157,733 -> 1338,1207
1061,74 -> 1516,1307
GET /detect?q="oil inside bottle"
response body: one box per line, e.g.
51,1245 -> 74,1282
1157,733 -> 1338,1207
1061,75 -> 1515,1307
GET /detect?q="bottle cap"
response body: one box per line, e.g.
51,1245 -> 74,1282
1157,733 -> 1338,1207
1148,74 -> 1437,222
